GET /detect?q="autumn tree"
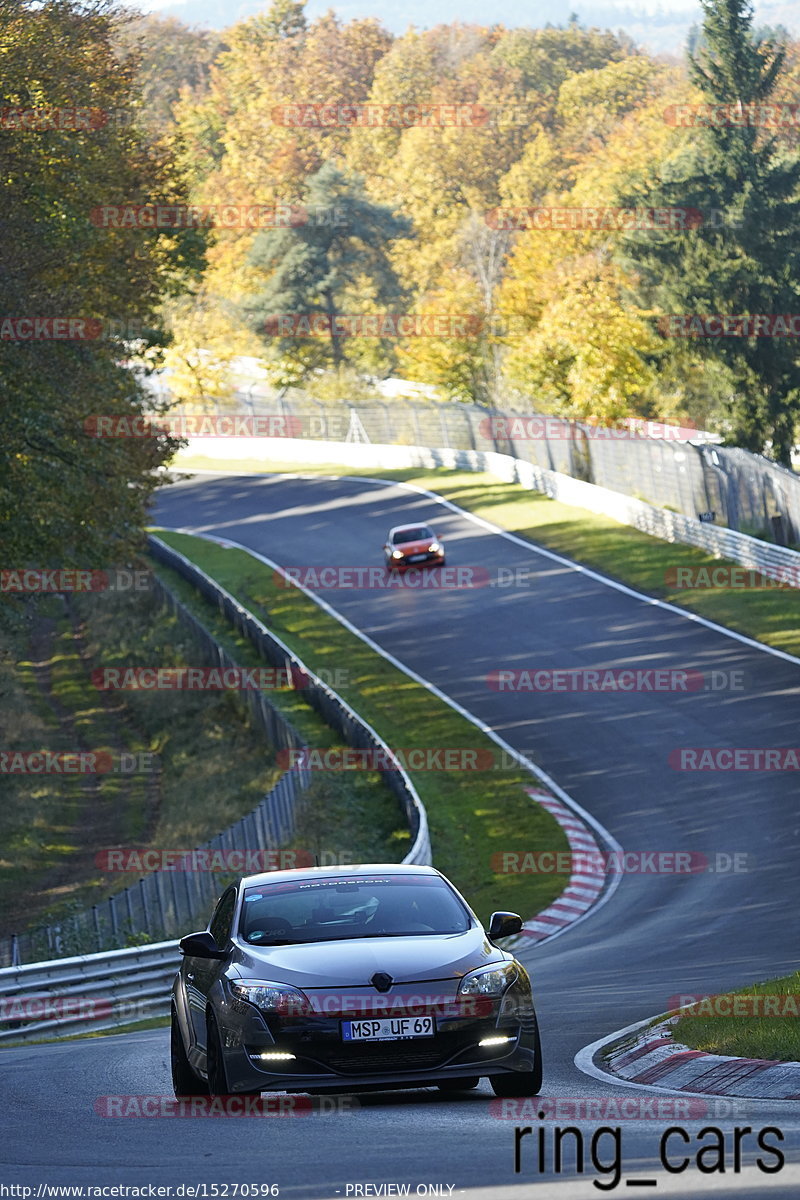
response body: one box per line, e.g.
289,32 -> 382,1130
619,0 -> 800,463
243,162 -> 411,376
0,0 -> 200,567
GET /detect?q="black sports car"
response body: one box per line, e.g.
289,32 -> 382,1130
171,863 -> 542,1098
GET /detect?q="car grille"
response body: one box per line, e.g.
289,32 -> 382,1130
319,1041 -> 450,1074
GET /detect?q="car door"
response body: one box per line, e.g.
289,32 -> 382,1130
186,885 -> 238,1049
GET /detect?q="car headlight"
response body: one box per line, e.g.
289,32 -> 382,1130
391,549 -> 404,559
458,962 -> 517,998
231,980 -> 311,1017
429,542 -> 441,553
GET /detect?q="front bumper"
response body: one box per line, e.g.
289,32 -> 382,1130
216,990 -> 538,1093
387,552 -> 445,570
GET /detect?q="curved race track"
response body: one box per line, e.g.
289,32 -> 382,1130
3,471 -> 800,1198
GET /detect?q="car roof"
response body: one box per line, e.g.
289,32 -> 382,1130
388,524 -> 434,537
239,863 -> 442,889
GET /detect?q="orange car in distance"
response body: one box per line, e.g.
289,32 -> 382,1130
383,523 -> 446,570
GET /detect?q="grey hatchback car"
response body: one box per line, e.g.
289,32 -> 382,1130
171,863 -> 542,1098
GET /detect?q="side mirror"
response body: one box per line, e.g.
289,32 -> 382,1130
179,931 -> 228,960
488,911 -> 523,940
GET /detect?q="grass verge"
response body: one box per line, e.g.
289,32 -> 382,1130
0,580 -> 284,938
151,529 -> 571,922
171,456 -> 800,658
671,973 -> 800,1062
148,557 -> 413,867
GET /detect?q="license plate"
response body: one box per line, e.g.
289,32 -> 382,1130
407,554 -> 427,562
341,1016 -> 435,1041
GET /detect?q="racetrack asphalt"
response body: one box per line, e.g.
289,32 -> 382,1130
3,471 -> 799,1198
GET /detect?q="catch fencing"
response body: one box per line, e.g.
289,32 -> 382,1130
175,389 -> 800,547
1,569 -> 309,969
147,537 -> 430,872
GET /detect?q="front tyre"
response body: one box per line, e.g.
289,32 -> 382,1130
489,1025 -> 543,1097
205,1010 -> 230,1097
171,1005 -> 208,1098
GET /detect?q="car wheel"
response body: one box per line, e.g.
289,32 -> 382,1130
171,1005 -> 209,1098
489,1025 -> 543,1097
437,1077 -> 480,1092
205,1010 -> 230,1097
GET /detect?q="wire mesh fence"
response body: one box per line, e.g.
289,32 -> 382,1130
2,539 -> 430,967
162,385 -> 800,546
147,538 -> 430,871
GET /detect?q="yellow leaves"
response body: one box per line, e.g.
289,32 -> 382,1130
497,130 -> 570,214
161,291 -> 263,408
161,11 -> 750,430
556,56 -> 661,130
501,255 -> 659,422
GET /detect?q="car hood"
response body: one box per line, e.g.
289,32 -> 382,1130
395,539 -> 437,553
233,926 -> 500,988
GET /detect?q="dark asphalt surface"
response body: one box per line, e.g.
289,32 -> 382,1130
4,471 -> 800,1199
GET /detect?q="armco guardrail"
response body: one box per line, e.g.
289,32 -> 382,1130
148,536 -> 431,867
0,940 -> 180,1043
2,537 -> 429,984
173,437 -> 800,588
4,572 -> 311,968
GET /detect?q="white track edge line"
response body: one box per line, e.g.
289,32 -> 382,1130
156,523 -> 624,944
168,467 -> 800,668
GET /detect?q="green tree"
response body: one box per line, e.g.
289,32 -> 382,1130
0,0 -> 201,568
243,162 -> 411,374
257,0 -> 307,40
618,0 -> 800,463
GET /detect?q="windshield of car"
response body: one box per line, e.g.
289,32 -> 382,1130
392,527 -> 433,544
239,875 -> 470,945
